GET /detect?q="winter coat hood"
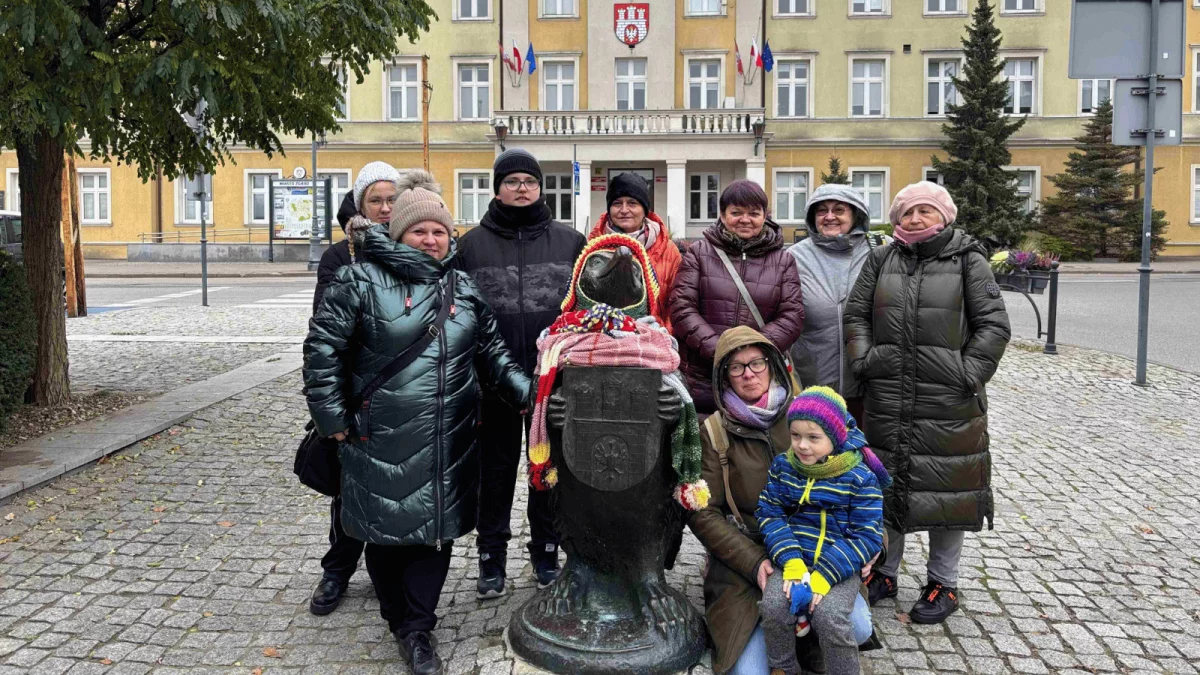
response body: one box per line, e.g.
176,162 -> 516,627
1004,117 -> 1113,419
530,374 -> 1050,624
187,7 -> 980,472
804,183 -> 871,237
359,224 -> 458,280
711,326 -> 797,419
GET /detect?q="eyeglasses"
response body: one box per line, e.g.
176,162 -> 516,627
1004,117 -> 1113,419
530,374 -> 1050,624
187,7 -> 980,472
727,357 -> 769,377
502,178 -> 541,191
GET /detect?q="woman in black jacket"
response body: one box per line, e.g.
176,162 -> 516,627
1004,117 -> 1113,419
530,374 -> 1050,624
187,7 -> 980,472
305,170 -> 529,675
845,181 -> 1010,626
308,162 -> 401,617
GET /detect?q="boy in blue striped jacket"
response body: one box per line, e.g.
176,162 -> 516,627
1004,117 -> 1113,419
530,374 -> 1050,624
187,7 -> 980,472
755,387 -> 891,675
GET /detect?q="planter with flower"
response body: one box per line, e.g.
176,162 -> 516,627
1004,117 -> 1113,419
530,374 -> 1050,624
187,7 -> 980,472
989,250 -> 1059,295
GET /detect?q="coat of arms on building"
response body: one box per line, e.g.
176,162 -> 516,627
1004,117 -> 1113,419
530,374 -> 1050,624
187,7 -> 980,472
614,3 -> 649,48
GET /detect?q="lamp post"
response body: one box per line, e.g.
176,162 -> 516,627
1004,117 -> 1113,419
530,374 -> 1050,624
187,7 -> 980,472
180,99 -> 210,306
308,131 -> 327,272
493,118 -> 508,151
752,118 -> 766,157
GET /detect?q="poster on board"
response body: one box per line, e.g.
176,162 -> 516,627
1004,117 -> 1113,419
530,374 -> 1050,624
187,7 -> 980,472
271,178 -> 331,240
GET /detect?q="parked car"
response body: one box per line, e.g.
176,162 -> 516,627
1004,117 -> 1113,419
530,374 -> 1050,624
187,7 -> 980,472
0,210 -> 21,262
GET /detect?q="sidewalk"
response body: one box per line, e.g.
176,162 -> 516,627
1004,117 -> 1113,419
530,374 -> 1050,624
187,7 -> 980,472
1058,259 -> 1200,274
84,260 -> 314,278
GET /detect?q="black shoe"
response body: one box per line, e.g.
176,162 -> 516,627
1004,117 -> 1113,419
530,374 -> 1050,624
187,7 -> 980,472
396,630 -> 442,675
909,580 -> 960,624
309,576 -> 347,616
864,571 -> 898,607
477,552 -> 506,599
532,545 -> 559,589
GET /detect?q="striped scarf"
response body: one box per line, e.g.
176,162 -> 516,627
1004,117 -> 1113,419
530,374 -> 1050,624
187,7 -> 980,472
527,306 -> 709,510
722,382 -> 790,430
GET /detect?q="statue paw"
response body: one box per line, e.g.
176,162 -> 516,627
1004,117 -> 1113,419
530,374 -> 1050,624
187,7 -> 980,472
657,385 -> 682,424
536,569 -> 586,617
547,391 -> 567,429
641,582 -> 684,639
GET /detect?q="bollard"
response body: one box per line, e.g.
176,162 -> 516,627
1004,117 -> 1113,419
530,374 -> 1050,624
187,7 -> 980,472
1043,261 -> 1059,355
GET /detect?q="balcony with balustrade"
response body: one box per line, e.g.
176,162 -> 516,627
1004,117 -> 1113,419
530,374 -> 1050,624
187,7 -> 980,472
493,109 -> 766,138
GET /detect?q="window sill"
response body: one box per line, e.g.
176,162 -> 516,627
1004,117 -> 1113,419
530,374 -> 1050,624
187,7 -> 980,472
538,14 -> 580,20
773,115 -> 812,120
773,13 -> 816,19
81,222 -> 112,227
458,117 -> 491,123
850,114 -> 888,119
848,13 -> 891,19
385,119 -> 423,123
999,10 -> 1045,17
452,16 -> 493,22
923,12 -> 967,18
683,12 -> 727,19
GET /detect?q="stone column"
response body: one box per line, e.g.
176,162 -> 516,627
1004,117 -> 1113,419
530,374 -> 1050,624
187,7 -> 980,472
574,160 -> 592,234
666,160 -> 687,240
746,157 -> 766,189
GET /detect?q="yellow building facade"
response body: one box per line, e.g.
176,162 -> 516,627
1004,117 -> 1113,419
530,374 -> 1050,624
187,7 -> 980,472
3,0 -> 1199,257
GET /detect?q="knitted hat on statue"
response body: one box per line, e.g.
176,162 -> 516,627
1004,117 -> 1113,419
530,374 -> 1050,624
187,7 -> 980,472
560,233 -> 661,320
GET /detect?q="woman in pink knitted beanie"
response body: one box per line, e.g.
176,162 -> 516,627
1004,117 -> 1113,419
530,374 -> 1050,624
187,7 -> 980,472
842,180 -> 1011,626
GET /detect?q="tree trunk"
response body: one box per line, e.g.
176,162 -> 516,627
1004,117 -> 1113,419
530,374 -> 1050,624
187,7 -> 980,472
16,132 -> 71,406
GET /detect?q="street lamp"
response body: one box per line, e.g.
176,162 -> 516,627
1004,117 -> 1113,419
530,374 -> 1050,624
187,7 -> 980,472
492,118 -> 508,151
752,118 -> 766,157
180,99 -> 210,306
308,130 -> 328,272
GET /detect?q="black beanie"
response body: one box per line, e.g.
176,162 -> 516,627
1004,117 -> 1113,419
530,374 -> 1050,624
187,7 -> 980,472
607,172 -> 651,213
336,191 -> 357,232
493,148 -> 543,194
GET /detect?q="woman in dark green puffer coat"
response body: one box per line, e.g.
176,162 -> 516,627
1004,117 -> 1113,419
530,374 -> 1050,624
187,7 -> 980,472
304,171 -> 530,675
844,181 -> 1009,628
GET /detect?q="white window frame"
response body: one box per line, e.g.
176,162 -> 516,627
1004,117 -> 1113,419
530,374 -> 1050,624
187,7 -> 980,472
332,64 -> 350,121
77,168 -> 112,226
685,55 -> 726,110
689,173 -> 721,222
775,58 -> 814,119
455,170 -> 492,224
1001,0 -> 1040,14
1193,49 -> 1200,113
1191,165 -> 1200,223
775,0 -> 814,17
848,55 -> 889,118
1078,78 -> 1114,115
175,175 -> 214,226
616,58 -> 648,111
771,168 -> 814,225
454,59 -> 492,121
540,58 -> 579,112
5,169 -> 18,211
1004,165 -> 1041,215
922,167 -> 945,186
454,0 -> 492,21
924,0 -> 964,15
541,0 -> 577,18
924,55 -> 963,117
1000,53 -> 1042,116
243,169 -> 282,227
686,0 -> 723,17
849,167 -> 890,226
544,173 -> 573,222
384,58 -> 422,122
849,0 -> 889,17
318,169 -> 352,231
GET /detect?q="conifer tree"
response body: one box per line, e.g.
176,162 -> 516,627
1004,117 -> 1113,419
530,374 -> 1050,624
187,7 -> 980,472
931,0 -> 1030,247
821,155 -> 849,184
1040,99 -> 1167,260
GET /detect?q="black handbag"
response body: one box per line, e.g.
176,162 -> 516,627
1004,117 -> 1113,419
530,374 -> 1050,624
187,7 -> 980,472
294,274 -> 457,496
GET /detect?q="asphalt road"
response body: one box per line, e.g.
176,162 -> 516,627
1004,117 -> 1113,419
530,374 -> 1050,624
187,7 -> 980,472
81,272 -> 1200,377
1004,273 -> 1200,377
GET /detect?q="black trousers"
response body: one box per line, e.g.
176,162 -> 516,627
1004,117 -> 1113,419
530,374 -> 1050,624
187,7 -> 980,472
320,495 -> 365,584
364,542 -> 453,635
475,396 -> 559,559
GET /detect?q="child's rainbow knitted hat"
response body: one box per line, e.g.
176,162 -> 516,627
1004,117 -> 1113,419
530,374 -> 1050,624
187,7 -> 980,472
787,386 -> 850,448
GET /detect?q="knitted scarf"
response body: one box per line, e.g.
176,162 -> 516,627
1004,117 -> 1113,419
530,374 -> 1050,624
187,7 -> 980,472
527,305 -> 709,510
721,382 -> 790,430
606,216 -> 660,253
786,420 -> 892,488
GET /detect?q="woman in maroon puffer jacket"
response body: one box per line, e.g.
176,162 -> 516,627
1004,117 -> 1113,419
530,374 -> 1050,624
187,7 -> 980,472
669,180 -> 805,415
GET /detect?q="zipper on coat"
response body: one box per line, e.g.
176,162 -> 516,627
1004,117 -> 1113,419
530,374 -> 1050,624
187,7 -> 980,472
434,323 -> 447,549
517,231 -> 526,371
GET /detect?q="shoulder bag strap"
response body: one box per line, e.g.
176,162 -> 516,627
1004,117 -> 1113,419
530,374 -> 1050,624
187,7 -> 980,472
704,413 -> 748,532
356,274 -> 457,440
713,248 -> 765,329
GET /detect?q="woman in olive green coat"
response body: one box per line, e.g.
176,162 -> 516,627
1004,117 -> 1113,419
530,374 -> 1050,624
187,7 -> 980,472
304,171 -> 529,675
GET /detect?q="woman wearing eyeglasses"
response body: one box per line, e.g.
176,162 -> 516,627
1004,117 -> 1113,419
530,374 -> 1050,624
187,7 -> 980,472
456,148 -> 586,599
688,326 -> 829,675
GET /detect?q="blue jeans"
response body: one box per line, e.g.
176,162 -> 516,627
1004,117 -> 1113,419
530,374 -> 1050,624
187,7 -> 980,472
732,594 -> 873,675
849,592 -> 873,645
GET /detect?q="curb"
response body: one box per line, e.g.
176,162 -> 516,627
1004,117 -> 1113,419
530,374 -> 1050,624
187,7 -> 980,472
0,347 -> 304,504
1057,269 -> 1200,275
87,272 -> 316,279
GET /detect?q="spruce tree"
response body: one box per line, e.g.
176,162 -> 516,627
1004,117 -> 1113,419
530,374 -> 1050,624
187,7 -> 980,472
932,0 -> 1030,248
1040,99 -> 1168,260
821,155 -> 849,184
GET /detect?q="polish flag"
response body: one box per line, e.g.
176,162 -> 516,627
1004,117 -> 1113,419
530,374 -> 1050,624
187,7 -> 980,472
499,41 -> 515,72
735,43 -> 744,76
512,39 -> 523,75
753,38 -> 761,69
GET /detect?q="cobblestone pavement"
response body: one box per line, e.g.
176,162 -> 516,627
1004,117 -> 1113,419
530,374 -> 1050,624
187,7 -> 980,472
1,340 -> 1199,674
68,307 -> 310,338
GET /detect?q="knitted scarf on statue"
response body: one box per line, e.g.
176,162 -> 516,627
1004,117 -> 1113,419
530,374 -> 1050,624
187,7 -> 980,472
527,305 -> 709,510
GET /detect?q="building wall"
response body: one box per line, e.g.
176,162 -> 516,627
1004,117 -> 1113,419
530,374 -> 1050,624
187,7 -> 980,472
588,0 -> 676,111
528,0 -> 589,111
674,1 -> 737,109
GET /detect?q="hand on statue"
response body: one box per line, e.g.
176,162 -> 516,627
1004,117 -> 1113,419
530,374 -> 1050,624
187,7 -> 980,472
657,384 -> 682,424
756,560 -> 774,593
547,391 -> 567,429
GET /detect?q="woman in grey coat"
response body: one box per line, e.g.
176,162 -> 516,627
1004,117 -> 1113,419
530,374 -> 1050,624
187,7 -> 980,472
787,183 -> 886,422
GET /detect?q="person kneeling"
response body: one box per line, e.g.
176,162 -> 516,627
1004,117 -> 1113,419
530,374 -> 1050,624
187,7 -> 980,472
755,387 -> 891,675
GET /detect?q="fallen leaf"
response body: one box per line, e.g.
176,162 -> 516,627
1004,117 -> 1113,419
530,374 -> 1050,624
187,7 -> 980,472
895,612 -> 912,624
0,536 -> 18,545
1139,524 -> 1154,535
217,521 -> 235,528
100,659 -> 112,665
252,669 -> 263,675
197,479 -> 205,487
202,611 -> 213,618
263,647 -> 281,658
3,513 -> 13,521
97,455 -> 110,464
152,506 -> 166,513
147,561 -> 162,568
152,520 -> 160,525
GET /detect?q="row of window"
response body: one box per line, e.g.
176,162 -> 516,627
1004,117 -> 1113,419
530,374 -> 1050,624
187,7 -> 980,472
4,170 -> 113,225
450,0 -> 1043,20
345,56 -> 1115,122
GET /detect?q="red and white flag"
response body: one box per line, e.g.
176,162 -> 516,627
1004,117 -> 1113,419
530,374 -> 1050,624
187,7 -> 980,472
499,41 -> 515,72
512,39 -> 523,75
752,38 -> 761,69
735,43 -> 744,76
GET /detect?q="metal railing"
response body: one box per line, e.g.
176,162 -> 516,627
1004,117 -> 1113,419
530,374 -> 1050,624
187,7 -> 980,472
497,109 -> 765,136
138,228 -> 271,244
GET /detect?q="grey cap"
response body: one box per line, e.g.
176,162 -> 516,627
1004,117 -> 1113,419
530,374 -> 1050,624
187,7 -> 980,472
804,183 -> 871,232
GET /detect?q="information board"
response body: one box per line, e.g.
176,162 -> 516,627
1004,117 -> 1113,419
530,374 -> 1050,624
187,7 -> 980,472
270,178 -> 331,240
